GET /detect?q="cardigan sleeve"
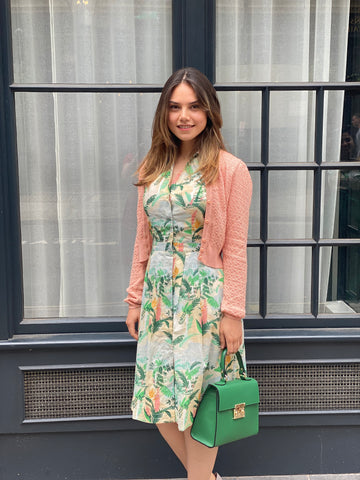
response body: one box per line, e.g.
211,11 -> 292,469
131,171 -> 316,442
124,184 -> 150,309
221,161 -> 252,320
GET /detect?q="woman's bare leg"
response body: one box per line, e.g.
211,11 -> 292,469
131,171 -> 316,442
157,423 -> 217,480
156,423 -> 187,470
184,427 -> 218,480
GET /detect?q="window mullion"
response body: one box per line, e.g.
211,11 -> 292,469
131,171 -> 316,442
0,0 -> 23,339
259,88 -> 270,318
172,0 -> 215,82
311,88 -> 325,317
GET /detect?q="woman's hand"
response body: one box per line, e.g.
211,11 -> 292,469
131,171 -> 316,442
126,307 -> 141,341
219,315 -> 244,354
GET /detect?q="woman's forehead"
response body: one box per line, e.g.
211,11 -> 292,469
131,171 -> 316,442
169,83 -> 198,103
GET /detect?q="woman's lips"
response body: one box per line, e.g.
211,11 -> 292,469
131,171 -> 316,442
177,125 -> 194,129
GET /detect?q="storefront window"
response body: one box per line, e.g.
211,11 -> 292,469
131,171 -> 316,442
268,171 -> 313,240
11,0 -> 171,84
11,0 -> 172,318
216,0 -> 360,319
16,92 -> 162,317
267,247 -> 312,315
320,246 -> 360,314
216,1 -> 349,83
218,91 -> 262,163
7,0 -> 360,323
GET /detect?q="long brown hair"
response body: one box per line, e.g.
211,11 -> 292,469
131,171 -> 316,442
136,67 -> 226,186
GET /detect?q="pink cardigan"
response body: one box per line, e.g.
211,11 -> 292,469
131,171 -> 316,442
124,150 -> 252,320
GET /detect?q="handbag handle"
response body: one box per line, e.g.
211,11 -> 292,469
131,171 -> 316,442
220,348 -> 247,381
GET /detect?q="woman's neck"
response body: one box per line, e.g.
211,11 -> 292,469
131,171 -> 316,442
177,142 -> 196,163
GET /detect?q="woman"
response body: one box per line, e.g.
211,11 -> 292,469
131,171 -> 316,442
125,67 -> 252,480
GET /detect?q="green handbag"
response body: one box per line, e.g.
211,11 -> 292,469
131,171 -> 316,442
191,349 -> 259,447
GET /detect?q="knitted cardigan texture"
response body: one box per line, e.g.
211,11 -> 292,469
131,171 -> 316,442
124,150 -> 252,320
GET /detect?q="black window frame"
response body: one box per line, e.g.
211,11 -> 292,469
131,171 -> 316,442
215,83 -> 360,329
0,0 -> 360,340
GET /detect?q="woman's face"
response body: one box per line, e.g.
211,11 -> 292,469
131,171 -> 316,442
167,82 -> 207,148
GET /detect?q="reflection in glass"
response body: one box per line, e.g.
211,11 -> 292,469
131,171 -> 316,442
267,247 -> 311,314
321,169 -> 360,239
268,171 -> 313,239
246,248 -> 259,315
320,246 -> 360,314
16,92 -> 160,318
351,112 -> 360,159
11,0 -> 172,84
217,91 -> 261,163
339,93 -> 360,162
269,91 -> 315,163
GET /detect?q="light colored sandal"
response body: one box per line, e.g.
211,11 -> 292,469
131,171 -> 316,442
215,474 -> 222,480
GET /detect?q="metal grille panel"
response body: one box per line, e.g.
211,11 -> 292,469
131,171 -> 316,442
23,363 -> 360,420
249,363 -> 360,412
24,366 -> 135,419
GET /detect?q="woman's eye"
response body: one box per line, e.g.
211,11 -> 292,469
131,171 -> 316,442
191,105 -> 199,109
169,105 -> 179,110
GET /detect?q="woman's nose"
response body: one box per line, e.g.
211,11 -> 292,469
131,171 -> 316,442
179,107 -> 190,120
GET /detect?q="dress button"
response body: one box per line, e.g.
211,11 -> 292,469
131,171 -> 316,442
202,239 -> 207,243
205,219 -> 209,224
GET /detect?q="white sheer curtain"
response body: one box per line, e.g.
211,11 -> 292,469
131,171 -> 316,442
217,0 -> 350,314
12,0 -> 172,318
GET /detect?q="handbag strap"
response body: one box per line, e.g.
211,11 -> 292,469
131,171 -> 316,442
220,348 -> 247,381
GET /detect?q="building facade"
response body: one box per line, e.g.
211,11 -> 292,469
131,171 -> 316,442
0,1 -> 360,479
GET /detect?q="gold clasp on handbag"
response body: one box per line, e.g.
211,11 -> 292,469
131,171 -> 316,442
233,403 -> 245,419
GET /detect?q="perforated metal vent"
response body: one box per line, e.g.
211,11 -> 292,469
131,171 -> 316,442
249,363 -> 360,412
23,366 -> 134,420
23,362 -> 360,420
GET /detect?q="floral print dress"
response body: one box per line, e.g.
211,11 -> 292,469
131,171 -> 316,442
131,155 -> 245,431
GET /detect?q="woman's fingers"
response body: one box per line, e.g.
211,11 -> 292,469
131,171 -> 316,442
226,341 -> 240,355
128,323 -> 138,340
219,328 -> 226,350
219,315 -> 244,354
126,308 -> 140,340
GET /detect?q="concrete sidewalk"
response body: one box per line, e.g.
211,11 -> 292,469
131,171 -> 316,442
141,475 -> 360,480
220,476 -> 360,480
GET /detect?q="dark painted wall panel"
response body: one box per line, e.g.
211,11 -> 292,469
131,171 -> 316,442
1,425 -> 360,480
0,332 -> 359,477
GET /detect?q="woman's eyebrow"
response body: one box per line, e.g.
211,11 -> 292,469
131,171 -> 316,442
169,100 -> 199,105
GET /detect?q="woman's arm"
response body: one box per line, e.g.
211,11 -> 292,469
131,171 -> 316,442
124,184 -> 149,309
124,184 -> 150,341
220,160 -> 252,352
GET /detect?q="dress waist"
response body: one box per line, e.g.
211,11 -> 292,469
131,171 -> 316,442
151,239 -> 201,254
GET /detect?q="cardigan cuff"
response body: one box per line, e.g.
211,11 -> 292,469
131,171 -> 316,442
221,310 -> 244,322
124,297 -> 142,310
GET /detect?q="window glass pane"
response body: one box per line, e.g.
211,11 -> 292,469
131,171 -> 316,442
320,246 -> 360,314
216,1 -> 350,83
248,171 -> 260,240
347,3 -> 360,83
338,92 -> 360,163
268,247 -> 311,314
321,168 -> 360,239
16,92 -> 159,318
246,248 -> 259,315
218,91 -> 261,163
322,91 -> 351,163
269,91 -> 315,163
11,0 -> 172,84
268,171 -> 313,240
321,2 -> 360,163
